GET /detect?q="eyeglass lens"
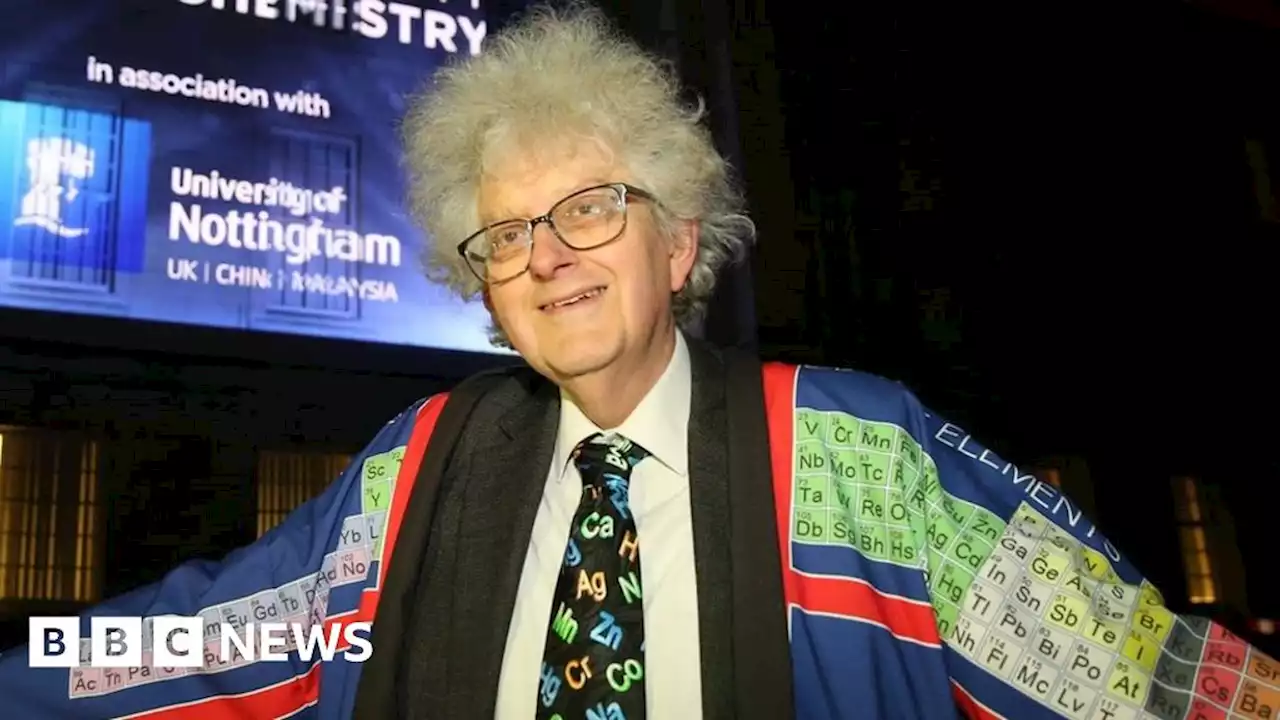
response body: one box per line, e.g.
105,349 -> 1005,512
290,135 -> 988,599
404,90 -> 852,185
466,186 -> 627,283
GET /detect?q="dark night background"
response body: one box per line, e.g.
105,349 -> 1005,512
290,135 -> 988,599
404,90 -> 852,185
0,0 -> 1276,660
570,0 -> 1280,636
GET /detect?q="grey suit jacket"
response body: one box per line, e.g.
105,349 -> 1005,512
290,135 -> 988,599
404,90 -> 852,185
353,338 -> 793,719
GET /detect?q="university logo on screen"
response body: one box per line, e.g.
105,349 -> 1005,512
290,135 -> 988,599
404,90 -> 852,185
13,137 -> 96,240
0,99 -> 153,278
28,616 -> 373,671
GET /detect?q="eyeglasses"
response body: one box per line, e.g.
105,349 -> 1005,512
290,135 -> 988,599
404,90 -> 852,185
456,182 -> 657,285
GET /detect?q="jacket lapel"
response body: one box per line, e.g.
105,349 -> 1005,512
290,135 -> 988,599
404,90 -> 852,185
686,339 -> 794,718
439,373 -> 560,716
722,347 -> 794,717
686,339 -> 736,718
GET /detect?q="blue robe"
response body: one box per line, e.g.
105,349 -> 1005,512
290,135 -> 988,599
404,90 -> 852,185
0,362 -> 1270,719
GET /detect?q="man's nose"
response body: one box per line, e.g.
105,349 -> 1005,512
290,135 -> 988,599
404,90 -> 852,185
526,222 -> 577,280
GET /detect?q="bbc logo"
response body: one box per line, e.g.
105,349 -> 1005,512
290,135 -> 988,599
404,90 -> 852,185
29,616 -> 374,668
29,617 -> 205,668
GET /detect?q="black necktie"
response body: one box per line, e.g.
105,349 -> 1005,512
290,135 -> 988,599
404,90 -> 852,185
536,432 -> 650,719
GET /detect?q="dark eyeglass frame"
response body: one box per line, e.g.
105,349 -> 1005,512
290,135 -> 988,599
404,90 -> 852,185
456,182 -> 657,285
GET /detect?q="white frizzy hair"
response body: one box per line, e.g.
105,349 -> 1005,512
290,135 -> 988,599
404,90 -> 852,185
399,1 -> 756,346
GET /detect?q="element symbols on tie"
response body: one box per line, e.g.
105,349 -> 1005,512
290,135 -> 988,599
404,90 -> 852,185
536,432 -> 650,719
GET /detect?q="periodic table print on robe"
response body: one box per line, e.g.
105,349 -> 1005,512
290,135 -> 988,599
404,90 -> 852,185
3,361 -> 1277,719
773,363 -> 1279,720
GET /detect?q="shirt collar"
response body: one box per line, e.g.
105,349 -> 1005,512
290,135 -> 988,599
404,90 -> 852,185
552,330 -> 692,482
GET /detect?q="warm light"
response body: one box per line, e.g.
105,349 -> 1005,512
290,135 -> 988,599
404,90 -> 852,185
0,429 -> 101,603
257,451 -> 350,538
1256,619 -> 1276,635
0,432 -> 6,596
1174,476 -> 1218,605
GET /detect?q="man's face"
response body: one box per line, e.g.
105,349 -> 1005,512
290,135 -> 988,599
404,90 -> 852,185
478,141 -> 697,384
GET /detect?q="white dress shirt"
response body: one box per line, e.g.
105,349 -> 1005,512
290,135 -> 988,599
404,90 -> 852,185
493,331 -> 704,719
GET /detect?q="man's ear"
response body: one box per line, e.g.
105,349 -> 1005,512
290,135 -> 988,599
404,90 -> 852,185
669,219 -> 699,293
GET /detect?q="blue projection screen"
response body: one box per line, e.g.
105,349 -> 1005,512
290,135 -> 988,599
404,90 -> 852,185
0,0 -> 504,354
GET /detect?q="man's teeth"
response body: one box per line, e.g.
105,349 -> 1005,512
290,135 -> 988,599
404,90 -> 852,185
549,288 -> 603,308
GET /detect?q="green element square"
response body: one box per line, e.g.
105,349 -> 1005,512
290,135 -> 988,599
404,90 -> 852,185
361,449 -> 402,487
915,458 -> 940,499
940,494 -> 972,528
898,435 -> 922,470
830,448 -> 859,482
891,457 -> 910,486
830,512 -> 855,548
858,487 -> 887,523
885,487 -> 911,526
857,451 -> 892,486
826,413 -> 860,447
950,530 -> 994,574
854,522 -> 891,561
795,440 -> 827,475
967,506 -> 1006,544
833,482 -> 856,513
930,559 -> 975,606
793,507 -> 831,545
857,420 -> 897,453
795,474 -> 831,509
926,509 -> 963,556
885,527 -> 918,565
796,409 -> 826,443
362,479 -> 391,513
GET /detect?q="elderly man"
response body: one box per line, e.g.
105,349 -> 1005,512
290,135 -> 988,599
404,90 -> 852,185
1,4 -> 1274,719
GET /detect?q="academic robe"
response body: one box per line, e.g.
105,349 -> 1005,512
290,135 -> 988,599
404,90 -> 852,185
0,342 -> 1274,720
